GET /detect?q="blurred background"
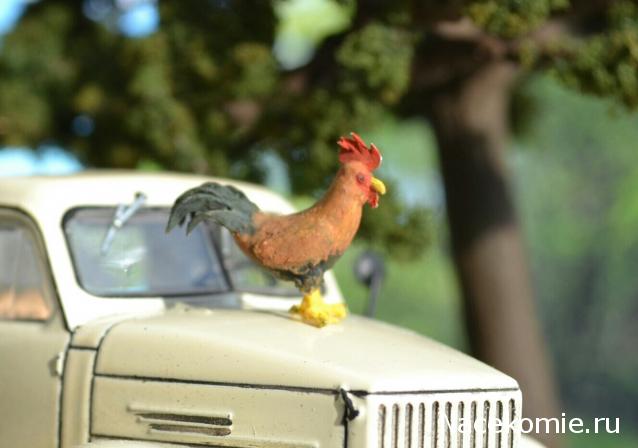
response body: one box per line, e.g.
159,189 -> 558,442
0,1 -> 637,447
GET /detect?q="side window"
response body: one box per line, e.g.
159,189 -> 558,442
0,223 -> 52,321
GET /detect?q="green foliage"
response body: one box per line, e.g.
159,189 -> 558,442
608,0 -> 638,30
358,182 -> 432,261
337,22 -> 414,104
464,0 -> 638,109
229,43 -> 278,99
550,2 -> 638,108
0,0 -> 279,171
0,0 -> 429,260
498,1 -> 638,109
0,3 -> 75,145
466,0 -> 569,38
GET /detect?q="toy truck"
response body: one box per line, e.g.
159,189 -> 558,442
0,172 -> 543,448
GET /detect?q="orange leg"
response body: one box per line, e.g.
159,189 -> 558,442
289,289 -> 348,327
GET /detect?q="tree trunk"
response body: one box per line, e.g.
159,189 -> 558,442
429,62 -> 561,447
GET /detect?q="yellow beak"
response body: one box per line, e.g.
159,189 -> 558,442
371,177 -> 386,195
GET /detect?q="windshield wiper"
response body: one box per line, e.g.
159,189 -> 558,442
100,192 -> 147,255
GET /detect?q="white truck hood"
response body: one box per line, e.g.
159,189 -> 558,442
91,308 -> 518,393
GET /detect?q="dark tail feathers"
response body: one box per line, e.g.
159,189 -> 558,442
166,182 -> 259,235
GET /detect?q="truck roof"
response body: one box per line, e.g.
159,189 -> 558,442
0,171 -> 295,218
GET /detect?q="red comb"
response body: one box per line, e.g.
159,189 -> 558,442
337,132 -> 382,171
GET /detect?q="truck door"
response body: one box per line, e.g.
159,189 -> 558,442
0,210 -> 70,447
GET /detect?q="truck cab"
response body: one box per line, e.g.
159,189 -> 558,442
0,172 -> 540,447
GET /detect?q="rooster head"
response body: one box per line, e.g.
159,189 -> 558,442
337,132 -> 386,208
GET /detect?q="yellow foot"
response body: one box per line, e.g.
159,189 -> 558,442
289,289 -> 348,328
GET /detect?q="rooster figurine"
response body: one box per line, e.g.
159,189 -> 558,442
166,132 -> 386,327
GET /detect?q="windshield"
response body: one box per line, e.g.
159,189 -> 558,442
64,207 -> 297,298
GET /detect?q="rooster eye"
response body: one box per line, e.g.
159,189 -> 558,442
356,173 -> 365,184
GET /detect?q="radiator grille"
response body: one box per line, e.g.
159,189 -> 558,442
376,396 -> 520,448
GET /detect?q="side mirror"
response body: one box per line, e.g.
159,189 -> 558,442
353,250 -> 386,317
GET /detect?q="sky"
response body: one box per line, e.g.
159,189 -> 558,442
0,0 -> 25,35
0,147 -> 83,176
